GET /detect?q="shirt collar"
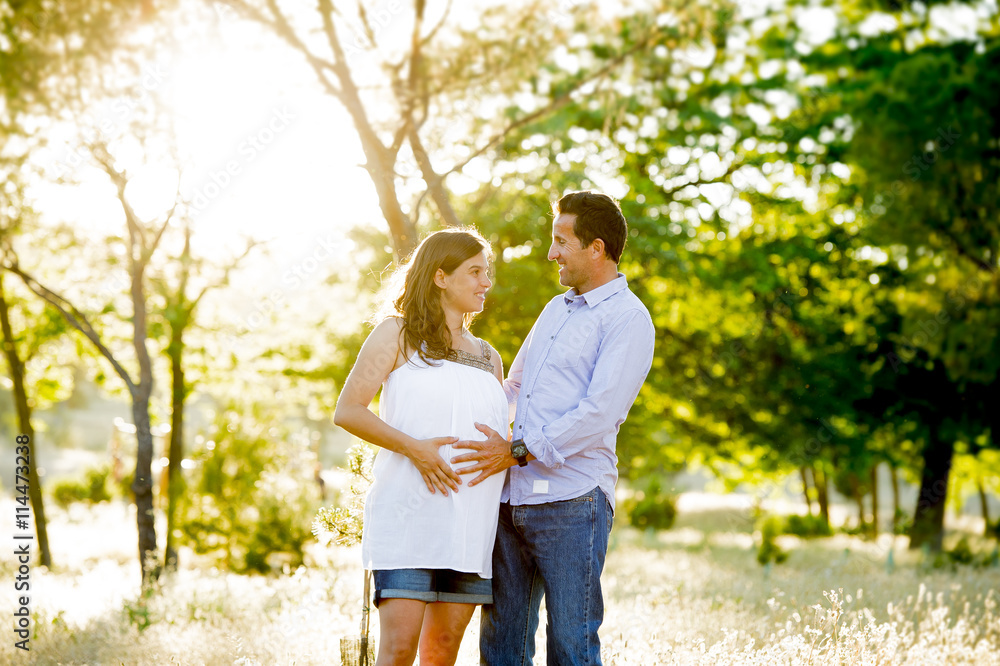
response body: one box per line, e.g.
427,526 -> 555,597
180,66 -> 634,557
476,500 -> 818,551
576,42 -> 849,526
563,273 -> 628,307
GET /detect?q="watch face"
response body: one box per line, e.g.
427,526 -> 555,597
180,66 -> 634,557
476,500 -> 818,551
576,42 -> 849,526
511,442 -> 528,458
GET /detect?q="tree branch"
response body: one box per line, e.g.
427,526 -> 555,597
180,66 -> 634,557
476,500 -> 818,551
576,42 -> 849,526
355,0 -> 378,48
408,127 -> 461,227
443,32 -> 656,178
219,0 -> 342,97
420,0 -> 452,47
88,141 -> 148,259
191,238 -> 261,310
1,258 -> 137,394
662,161 -> 744,199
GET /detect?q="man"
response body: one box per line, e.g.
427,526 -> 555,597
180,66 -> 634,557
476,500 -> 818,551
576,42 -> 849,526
453,191 -> 655,665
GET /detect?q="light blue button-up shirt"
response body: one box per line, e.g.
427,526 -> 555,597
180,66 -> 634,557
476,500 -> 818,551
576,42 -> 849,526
502,273 -> 655,512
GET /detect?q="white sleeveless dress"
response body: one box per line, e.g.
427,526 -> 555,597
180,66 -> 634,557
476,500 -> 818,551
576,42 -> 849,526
361,344 -> 509,578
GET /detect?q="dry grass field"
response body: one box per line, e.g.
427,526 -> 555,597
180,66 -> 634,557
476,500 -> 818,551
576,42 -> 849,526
2,495 -> 998,665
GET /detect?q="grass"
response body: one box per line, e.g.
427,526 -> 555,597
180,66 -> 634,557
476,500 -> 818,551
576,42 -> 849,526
2,497 -> 998,665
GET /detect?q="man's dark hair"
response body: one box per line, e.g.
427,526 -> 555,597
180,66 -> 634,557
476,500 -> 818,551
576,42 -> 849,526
554,191 -> 628,262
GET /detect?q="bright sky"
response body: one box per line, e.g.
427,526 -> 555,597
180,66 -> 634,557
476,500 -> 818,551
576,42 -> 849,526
28,3 -> 393,277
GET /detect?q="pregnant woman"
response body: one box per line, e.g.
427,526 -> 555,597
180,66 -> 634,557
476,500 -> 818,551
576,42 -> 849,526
334,228 -> 508,665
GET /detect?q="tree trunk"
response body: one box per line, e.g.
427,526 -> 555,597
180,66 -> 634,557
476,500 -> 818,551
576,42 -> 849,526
870,463 -> 879,537
977,477 -> 991,537
890,463 -> 901,533
128,252 -> 158,585
408,128 -> 462,228
909,431 -> 953,552
163,325 -> 186,571
848,473 -> 866,533
363,145 -> 419,259
0,274 -> 51,567
799,466 -> 814,515
131,395 -> 158,583
5,193 -> 162,587
813,464 -> 830,525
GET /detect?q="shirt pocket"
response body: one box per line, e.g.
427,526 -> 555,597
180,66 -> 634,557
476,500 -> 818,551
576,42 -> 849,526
549,318 -> 600,369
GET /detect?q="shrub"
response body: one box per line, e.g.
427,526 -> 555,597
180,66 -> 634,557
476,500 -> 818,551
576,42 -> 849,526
757,515 -> 789,566
783,513 -> 833,537
622,476 -> 677,531
179,401 -> 321,573
893,509 -> 912,536
50,465 -> 112,509
314,443 -> 373,547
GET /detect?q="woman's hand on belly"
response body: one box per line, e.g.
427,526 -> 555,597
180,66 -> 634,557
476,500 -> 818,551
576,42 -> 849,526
406,436 -> 463,496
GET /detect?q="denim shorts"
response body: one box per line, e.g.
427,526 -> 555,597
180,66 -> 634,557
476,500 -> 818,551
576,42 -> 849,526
372,568 -> 492,607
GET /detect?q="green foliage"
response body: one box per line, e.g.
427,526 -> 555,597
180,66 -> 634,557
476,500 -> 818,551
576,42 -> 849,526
757,515 -> 789,566
783,513 -> 833,538
123,586 -> 158,632
243,482 -> 315,575
313,443 -> 374,547
621,477 -> 678,532
49,465 -> 112,509
178,401 -> 320,573
893,510 -> 912,536
927,537 -> 999,570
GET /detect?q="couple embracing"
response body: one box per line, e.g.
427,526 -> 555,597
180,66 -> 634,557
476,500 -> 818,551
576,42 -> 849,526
334,191 -> 655,666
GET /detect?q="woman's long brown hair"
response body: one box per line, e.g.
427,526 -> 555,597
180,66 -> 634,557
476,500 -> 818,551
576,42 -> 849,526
389,228 -> 492,365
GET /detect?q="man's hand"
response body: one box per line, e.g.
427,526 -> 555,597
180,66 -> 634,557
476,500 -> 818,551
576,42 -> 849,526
408,436 -> 463,495
451,423 -> 516,487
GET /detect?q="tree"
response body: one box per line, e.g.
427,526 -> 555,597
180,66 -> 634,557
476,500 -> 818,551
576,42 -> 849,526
152,219 -> 258,571
1,0 -> 163,568
3,137 -> 175,583
0,271 -> 55,566
214,0 -> 690,259
454,0 -> 879,524
804,13 -> 1000,551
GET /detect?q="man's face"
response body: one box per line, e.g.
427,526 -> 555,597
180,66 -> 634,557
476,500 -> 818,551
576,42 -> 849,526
547,213 -> 590,290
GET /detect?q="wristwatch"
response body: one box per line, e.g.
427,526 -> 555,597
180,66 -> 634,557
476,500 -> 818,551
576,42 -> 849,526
510,439 -> 529,467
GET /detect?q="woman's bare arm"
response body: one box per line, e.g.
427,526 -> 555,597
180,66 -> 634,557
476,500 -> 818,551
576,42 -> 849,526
333,319 -> 462,495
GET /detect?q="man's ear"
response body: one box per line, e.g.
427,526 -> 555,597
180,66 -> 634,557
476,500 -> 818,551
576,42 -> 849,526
590,238 -> 606,260
433,267 -> 447,289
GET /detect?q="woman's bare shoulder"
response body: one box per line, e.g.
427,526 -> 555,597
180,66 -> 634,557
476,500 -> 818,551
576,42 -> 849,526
478,338 -> 504,384
376,316 -> 403,330
363,317 -> 404,352
367,317 -> 409,370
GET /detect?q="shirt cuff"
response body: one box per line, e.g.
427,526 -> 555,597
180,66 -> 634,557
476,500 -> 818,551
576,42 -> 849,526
524,429 -> 564,469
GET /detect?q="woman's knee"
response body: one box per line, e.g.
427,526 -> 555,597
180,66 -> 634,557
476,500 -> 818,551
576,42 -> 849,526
376,636 -> 419,666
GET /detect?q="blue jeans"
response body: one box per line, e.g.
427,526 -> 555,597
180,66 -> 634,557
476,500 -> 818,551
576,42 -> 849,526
480,486 -> 613,666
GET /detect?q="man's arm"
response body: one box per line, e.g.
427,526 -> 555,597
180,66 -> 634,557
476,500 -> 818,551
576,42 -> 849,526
517,309 -> 654,468
454,309 -> 654,484
502,320 -> 535,410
